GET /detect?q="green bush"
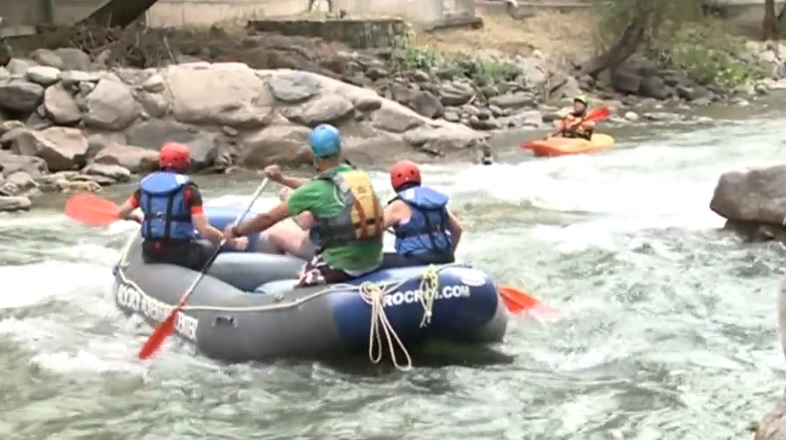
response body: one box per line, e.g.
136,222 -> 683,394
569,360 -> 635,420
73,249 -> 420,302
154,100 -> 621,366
391,41 -> 520,85
593,0 -> 765,89
661,21 -> 767,88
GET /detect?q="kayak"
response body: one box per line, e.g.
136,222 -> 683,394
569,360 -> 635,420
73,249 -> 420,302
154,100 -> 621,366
524,133 -> 615,157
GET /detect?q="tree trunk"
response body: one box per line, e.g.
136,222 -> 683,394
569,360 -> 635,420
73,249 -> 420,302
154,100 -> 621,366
777,0 -> 786,24
78,0 -> 161,28
580,2 -> 654,77
764,0 -> 778,40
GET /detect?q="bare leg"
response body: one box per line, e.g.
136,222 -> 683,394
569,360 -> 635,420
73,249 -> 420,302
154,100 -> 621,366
262,220 -> 315,260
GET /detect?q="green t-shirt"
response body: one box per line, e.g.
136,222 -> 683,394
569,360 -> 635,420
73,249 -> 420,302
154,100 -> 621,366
286,164 -> 383,272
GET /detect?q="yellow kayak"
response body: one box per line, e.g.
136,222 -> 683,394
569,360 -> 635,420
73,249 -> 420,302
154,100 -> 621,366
524,134 -> 615,157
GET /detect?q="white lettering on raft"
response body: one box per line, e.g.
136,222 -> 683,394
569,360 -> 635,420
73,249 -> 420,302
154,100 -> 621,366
115,282 -> 199,341
383,284 -> 471,307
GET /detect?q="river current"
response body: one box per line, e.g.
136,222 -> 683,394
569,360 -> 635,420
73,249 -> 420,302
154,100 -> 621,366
1,106 -> 785,439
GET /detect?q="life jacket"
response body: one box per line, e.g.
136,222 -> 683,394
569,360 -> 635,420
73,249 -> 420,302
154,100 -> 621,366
561,112 -> 592,139
138,171 -> 195,241
392,186 -> 453,257
308,166 -> 384,248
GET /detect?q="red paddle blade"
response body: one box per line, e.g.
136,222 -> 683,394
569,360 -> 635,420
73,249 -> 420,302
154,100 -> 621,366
65,193 -> 121,226
498,286 -> 554,315
138,309 -> 178,360
520,141 -> 535,151
585,107 -> 610,123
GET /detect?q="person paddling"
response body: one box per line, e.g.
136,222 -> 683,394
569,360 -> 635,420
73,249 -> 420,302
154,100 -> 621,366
116,142 -> 246,271
555,95 -> 596,140
224,124 -> 385,287
382,160 -> 463,267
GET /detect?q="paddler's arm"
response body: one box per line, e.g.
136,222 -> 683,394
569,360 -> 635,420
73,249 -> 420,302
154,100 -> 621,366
229,202 -> 289,237
277,175 -> 310,189
446,208 -> 463,254
383,200 -> 407,228
117,191 -> 143,223
265,164 -> 310,189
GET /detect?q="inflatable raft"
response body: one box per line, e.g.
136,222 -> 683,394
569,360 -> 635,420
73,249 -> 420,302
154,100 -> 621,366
526,133 -> 615,157
112,205 -> 507,365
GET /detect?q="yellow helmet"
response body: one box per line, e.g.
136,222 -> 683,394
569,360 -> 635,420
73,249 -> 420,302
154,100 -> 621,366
573,95 -> 588,105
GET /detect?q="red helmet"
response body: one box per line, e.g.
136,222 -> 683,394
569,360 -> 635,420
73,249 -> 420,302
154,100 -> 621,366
390,160 -> 421,190
159,142 -> 190,171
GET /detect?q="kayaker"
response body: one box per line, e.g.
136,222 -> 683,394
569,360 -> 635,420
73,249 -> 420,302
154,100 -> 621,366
224,123 -> 385,287
382,160 -> 463,267
116,142 -> 247,271
556,95 -> 595,140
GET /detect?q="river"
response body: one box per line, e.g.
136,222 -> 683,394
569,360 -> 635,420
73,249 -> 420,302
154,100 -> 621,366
1,103 -> 785,439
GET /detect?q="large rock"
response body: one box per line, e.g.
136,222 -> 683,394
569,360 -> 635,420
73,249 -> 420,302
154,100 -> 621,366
92,144 -> 158,173
7,127 -> 89,172
83,78 -> 140,130
43,83 -> 81,124
0,151 -> 47,177
126,119 -> 219,169
165,63 -> 275,128
0,79 -> 45,113
239,125 -> 312,167
709,163 -> 786,226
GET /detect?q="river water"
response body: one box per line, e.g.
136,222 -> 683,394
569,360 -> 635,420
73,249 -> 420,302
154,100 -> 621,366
1,104 -> 786,439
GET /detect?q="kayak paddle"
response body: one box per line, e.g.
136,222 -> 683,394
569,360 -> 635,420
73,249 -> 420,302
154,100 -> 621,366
498,285 -> 554,315
138,178 -> 270,360
521,107 -> 611,150
65,193 -> 122,226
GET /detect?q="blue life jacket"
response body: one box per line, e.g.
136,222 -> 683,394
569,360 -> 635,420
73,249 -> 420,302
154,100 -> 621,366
138,171 -> 195,241
392,186 -> 452,257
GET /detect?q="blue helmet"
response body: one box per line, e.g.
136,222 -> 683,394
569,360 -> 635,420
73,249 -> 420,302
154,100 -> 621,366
309,124 -> 342,158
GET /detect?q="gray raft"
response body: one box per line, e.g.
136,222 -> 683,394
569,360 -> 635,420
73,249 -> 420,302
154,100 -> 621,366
112,210 -> 508,364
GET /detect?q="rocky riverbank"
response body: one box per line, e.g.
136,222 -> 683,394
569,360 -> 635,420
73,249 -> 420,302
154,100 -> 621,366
0,59 -> 485,213
12,23 -> 786,137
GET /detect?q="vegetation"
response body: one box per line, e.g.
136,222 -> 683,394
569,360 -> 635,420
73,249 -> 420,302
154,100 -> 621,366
389,32 -> 521,86
587,0 -> 768,89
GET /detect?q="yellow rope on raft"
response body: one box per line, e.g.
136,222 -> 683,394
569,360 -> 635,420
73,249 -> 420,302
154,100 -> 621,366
358,265 -> 440,371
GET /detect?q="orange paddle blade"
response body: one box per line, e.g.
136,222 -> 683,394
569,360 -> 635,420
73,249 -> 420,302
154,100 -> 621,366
65,193 -> 121,226
138,307 -> 179,360
584,107 -> 610,123
498,286 -> 554,314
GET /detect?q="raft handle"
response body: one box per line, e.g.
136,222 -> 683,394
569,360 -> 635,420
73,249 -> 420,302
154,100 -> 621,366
213,315 -> 237,328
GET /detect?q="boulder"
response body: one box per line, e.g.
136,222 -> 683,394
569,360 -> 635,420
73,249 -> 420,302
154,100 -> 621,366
92,144 -> 158,173
165,63 -> 275,128
0,79 -> 45,113
0,196 -> 31,212
710,163 -> 786,227
239,125 -> 311,167
0,150 -> 47,177
83,78 -> 140,130
43,83 -> 81,125
7,127 -> 89,172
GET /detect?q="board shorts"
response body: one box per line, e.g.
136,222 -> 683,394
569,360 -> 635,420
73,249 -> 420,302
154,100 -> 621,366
296,253 -> 377,287
141,238 -> 217,271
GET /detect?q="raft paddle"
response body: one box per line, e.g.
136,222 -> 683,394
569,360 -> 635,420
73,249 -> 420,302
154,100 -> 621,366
64,193 -> 123,226
521,107 -> 611,151
498,286 -> 554,315
138,178 -> 270,360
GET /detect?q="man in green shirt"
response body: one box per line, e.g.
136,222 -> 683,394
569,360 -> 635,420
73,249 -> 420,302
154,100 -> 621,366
224,124 -> 385,287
